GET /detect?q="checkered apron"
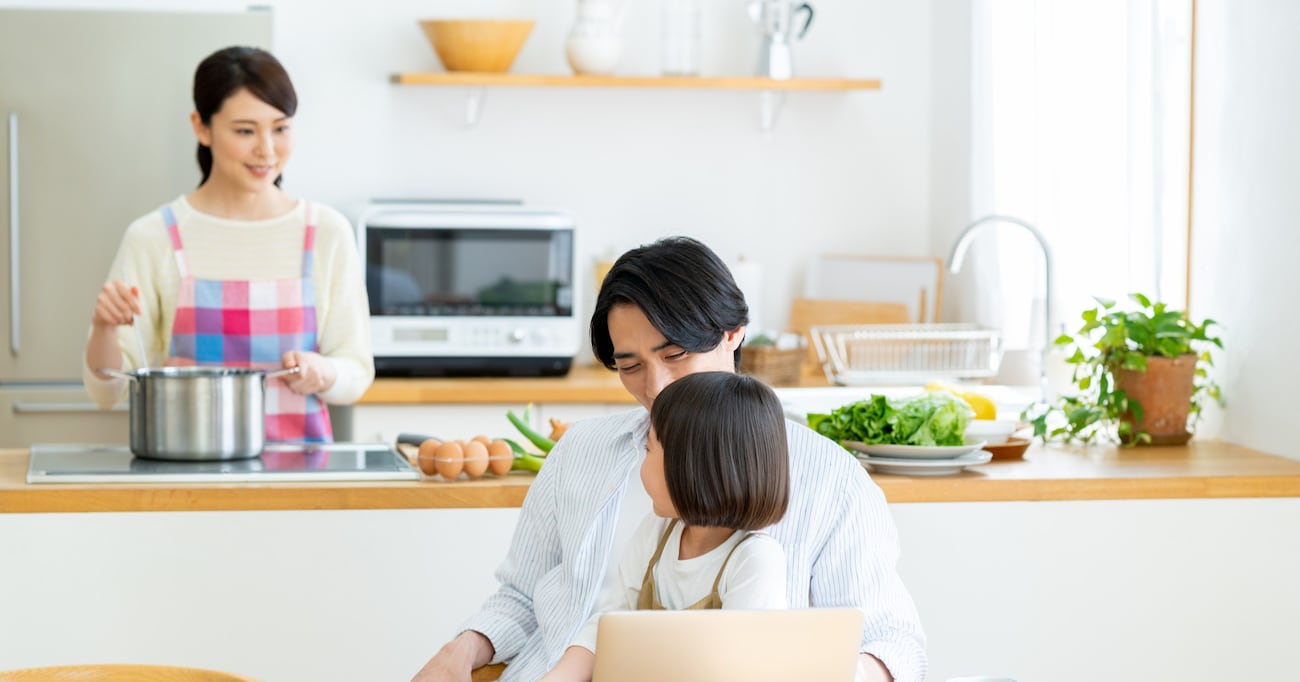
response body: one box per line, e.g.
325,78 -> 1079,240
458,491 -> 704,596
161,203 -> 333,443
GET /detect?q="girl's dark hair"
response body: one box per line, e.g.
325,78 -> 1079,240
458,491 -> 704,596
591,236 -> 749,370
651,372 -> 789,530
192,46 -> 297,187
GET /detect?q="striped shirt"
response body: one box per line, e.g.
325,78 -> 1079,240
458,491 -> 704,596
461,408 -> 927,682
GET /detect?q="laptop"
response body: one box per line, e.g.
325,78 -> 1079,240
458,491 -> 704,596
591,607 -> 865,682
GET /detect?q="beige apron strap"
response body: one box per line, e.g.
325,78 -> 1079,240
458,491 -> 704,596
707,531 -> 759,598
637,519 -> 679,610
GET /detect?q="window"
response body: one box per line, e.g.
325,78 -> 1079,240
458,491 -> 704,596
969,0 -> 1192,350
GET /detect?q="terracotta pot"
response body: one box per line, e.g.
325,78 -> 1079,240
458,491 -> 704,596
1112,354 -> 1197,445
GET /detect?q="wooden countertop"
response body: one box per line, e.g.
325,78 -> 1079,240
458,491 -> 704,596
358,363 -> 638,404
4,440 -> 1300,513
356,364 -> 835,404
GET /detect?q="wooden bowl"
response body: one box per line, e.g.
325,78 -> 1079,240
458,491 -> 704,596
419,19 -> 535,73
983,436 -> 1031,460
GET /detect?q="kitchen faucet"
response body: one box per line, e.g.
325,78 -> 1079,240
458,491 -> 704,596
947,215 -> 1054,397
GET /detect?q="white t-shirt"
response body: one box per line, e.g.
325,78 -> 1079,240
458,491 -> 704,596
571,512 -> 788,652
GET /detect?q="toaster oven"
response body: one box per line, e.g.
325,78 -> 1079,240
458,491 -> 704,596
357,200 -> 579,377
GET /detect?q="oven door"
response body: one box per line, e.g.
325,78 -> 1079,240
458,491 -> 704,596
359,203 -> 579,377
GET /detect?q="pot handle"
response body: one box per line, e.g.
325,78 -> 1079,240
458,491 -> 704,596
264,366 -> 303,380
97,368 -> 136,383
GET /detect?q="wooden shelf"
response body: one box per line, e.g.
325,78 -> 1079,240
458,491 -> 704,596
390,72 -> 881,130
390,72 -> 882,91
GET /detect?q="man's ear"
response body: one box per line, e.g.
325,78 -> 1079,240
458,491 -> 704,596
189,111 -> 211,147
722,325 -> 747,352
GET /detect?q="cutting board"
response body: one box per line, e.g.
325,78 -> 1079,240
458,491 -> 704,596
804,255 -> 944,323
788,298 -> 911,372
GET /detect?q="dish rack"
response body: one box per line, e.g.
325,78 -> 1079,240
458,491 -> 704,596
811,324 -> 1002,385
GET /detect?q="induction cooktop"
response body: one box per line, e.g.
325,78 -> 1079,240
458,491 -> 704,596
26,442 -> 420,484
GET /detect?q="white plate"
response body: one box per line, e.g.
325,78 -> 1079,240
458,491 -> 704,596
857,449 -> 993,476
842,438 -> 988,460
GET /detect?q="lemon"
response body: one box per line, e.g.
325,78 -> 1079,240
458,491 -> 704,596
958,391 -> 997,420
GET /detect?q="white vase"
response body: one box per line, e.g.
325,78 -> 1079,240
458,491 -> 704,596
566,0 -> 628,75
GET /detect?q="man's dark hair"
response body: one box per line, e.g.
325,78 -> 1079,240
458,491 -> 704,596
591,236 -> 749,369
651,371 -> 789,530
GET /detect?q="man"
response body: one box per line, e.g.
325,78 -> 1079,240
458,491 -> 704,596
413,237 -> 926,682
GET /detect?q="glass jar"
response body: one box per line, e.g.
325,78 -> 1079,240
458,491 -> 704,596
661,0 -> 702,76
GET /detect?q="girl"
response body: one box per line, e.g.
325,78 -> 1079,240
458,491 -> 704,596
83,46 -> 373,442
541,370 -> 791,682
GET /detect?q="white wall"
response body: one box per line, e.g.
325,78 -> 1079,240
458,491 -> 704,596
4,0 -> 949,339
1191,0 -> 1300,458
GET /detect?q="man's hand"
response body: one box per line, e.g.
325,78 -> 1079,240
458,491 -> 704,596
855,653 -> 894,682
411,631 -> 495,682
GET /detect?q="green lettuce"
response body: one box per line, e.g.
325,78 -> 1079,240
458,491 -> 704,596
807,392 -> 975,447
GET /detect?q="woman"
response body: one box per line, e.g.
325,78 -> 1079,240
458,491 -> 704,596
83,46 -> 373,442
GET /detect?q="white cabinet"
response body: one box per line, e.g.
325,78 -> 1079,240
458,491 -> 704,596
348,403 -> 627,446
0,386 -> 129,448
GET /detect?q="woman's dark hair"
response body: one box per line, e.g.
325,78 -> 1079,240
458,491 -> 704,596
192,46 -> 297,187
651,372 -> 789,530
591,236 -> 749,370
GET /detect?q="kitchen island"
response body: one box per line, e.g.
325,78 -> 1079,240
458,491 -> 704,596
4,439 -> 1299,682
3,440 -> 1300,512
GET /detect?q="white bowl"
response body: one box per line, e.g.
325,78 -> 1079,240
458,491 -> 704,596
964,419 -> 1021,444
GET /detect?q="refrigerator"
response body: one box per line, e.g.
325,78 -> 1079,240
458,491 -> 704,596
1,8 -> 272,448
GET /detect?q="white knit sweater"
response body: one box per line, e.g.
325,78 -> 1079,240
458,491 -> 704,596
83,195 -> 374,407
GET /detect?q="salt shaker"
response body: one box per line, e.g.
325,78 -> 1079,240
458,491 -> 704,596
661,0 -> 702,76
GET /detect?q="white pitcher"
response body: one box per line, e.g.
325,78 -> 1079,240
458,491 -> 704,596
566,0 -> 631,75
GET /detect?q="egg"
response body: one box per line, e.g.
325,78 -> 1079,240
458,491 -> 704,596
417,438 -> 442,476
462,440 -> 490,478
433,440 -> 465,480
472,434 -> 492,446
487,440 -> 514,475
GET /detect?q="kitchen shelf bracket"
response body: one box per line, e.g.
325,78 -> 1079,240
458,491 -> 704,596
464,87 -> 486,128
758,91 -> 786,132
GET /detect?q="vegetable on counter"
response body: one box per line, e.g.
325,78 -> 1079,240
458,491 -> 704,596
507,405 -> 555,453
808,392 -> 975,447
503,438 -> 546,473
548,417 -> 572,442
925,381 -> 998,420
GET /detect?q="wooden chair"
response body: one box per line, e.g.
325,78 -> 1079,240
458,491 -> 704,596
471,663 -> 507,681
0,665 -> 258,681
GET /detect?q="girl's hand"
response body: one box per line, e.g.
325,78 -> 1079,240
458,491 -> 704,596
280,350 -> 337,396
91,281 -> 141,329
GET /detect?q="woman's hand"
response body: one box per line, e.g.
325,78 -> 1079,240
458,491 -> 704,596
91,281 -> 140,329
280,350 -> 337,396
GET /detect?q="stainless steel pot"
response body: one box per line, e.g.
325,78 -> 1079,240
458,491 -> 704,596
101,366 -> 300,461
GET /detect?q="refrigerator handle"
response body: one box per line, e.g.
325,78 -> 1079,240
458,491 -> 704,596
7,112 -> 18,355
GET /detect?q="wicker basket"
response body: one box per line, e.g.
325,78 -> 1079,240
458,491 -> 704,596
740,345 -> 805,386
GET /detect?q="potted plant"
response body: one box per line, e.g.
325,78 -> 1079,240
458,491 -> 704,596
1024,293 -> 1224,445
